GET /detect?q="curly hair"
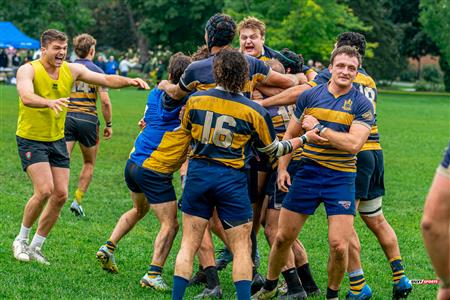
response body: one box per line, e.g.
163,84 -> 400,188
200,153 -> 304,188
237,16 -> 266,37
168,52 -> 191,84
276,48 -> 304,74
213,49 -> 248,94
73,34 -> 96,59
336,32 -> 366,57
330,45 -> 362,67
191,45 -> 210,61
205,13 -> 236,50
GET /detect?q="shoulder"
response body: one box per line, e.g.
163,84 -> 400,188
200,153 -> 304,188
263,45 -> 278,58
186,57 -> 213,71
355,68 -> 376,89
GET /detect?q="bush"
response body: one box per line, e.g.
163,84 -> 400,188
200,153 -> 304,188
422,65 -> 443,83
415,80 -> 445,92
399,67 -> 417,82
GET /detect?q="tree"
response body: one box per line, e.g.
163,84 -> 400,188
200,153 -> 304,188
420,0 -> 450,91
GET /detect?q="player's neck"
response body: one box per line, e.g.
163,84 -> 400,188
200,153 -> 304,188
210,45 -> 232,55
328,81 -> 352,98
39,57 -> 60,78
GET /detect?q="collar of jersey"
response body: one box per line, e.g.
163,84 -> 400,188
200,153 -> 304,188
215,85 -> 244,96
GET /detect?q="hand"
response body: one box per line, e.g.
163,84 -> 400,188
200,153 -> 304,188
103,127 -> 112,139
302,115 -> 320,131
138,118 -> 146,129
47,97 -> 69,114
252,90 -> 264,100
295,73 -> 308,84
277,169 -> 291,192
129,78 -> 149,89
179,105 -> 186,121
158,80 -> 169,91
438,287 -> 450,300
304,128 -> 328,144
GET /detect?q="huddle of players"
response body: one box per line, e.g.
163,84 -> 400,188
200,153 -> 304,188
11,12 -> 414,300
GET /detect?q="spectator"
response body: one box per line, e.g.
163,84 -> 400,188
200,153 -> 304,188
94,55 -> 106,72
119,55 -> 136,77
105,55 -> 118,75
0,49 -> 7,68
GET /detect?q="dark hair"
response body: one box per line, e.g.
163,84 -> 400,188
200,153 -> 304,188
266,59 -> 285,74
205,13 -> 236,50
336,32 -> 366,57
41,29 -> 67,48
191,45 -> 210,61
330,45 -> 362,67
168,52 -> 191,84
73,33 -> 96,59
276,48 -> 304,74
213,49 -> 248,94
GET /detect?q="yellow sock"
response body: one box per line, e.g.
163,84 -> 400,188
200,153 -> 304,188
74,189 -> 85,204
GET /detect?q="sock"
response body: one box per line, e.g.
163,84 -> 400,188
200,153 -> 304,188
234,280 -> 251,300
251,229 -> 258,265
348,269 -> 366,295
30,233 -> 46,249
17,224 -> 30,241
147,264 -> 163,278
105,240 -> 116,253
263,278 -> 278,291
282,268 -> 304,294
390,256 -> 405,283
326,287 -> 339,299
204,266 -> 220,289
297,263 -> 318,290
74,188 -> 85,205
172,275 -> 189,300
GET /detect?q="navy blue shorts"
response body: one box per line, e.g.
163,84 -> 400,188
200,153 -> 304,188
124,160 -> 176,204
356,150 -> 385,201
266,159 -> 301,210
181,159 -> 253,222
283,160 -> 356,216
65,112 -> 99,148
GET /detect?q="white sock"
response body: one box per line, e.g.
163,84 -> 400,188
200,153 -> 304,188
30,233 -> 46,249
17,224 -> 31,241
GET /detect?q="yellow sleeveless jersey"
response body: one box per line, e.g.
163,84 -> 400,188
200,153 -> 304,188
16,60 -> 74,141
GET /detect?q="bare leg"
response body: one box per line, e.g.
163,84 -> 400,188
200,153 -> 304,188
226,221 -> 253,282
197,225 -> 216,268
77,143 -> 98,194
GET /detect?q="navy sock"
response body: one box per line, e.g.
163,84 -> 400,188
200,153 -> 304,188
172,275 -> 189,300
235,280 -> 252,300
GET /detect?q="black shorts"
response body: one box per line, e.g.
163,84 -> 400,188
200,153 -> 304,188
356,150 -> 385,200
65,112 -> 99,147
124,160 -> 176,204
16,136 -> 70,171
266,159 -> 301,209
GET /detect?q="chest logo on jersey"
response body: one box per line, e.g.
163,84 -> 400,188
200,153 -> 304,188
342,99 -> 352,111
52,83 -> 58,90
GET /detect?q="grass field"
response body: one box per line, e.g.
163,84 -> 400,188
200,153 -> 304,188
0,84 -> 449,299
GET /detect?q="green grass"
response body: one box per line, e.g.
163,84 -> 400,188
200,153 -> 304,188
0,84 -> 449,299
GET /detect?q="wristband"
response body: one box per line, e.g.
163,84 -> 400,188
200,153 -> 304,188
299,134 -> 308,145
313,123 -> 327,135
106,122 -> 112,128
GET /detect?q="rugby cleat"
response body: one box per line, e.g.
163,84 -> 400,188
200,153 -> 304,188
346,284 -> 372,300
70,201 -> 85,217
189,268 -> 207,286
194,286 -> 223,299
279,290 -> 308,300
305,285 -> 321,297
215,247 -> 233,271
251,273 -> 266,295
140,273 -> 171,291
29,246 -> 50,265
392,276 -> 412,299
12,239 -> 30,262
251,287 -> 277,300
96,245 -> 118,273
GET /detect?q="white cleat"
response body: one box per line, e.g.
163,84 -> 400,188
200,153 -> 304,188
13,239 -> 30,262
29,246 -> 50,265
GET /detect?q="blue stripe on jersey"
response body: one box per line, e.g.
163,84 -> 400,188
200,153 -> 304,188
442,142 -> 450,169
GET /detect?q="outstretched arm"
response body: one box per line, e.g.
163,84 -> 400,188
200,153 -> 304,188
158,80 -> 188,100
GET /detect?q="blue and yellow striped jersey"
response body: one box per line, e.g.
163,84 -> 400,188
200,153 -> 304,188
179,53 -> 270,98
181,87 -> 278,170
129,88 -> 191,174
294,84 -> 374,172
308,67 -> 380,151
68,59 -> 105,116
438,142 -> 450,178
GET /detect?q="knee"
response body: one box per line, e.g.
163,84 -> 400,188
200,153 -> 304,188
329,239 -> 348,260
162,219 -> 179,236
135,205 -> 149,219
274,230 -> 295,249
82,161 -> 95,172
264,224 -> 277,241
52,187 -> 68,203
35,184 -> 54,200
421,217 -> 437,235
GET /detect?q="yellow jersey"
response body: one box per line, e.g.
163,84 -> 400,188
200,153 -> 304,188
16,60 -> 74,141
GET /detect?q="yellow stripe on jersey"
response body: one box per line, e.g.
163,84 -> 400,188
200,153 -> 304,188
304,107 -> 354,125
196,83 -> 217,91
189,154 -> 246,169
355,73 -> 376,88
70,92 -> 97,100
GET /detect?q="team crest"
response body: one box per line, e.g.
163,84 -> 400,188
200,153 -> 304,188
342,99 -> 352,111
362,110 -> 374,121
338,201 -> 351,209
52,83 -> 58,90
25,151 -> 32,160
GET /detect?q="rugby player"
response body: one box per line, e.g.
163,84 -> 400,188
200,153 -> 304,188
253,46 -> 374,300
171,48 -> 323,300
13,29 -> 148,265
65,33 -> 112,217
95,53 -> 191,292
422,142 -> 450,300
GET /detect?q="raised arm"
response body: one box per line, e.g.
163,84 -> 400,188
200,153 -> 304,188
158,80 -> 188,100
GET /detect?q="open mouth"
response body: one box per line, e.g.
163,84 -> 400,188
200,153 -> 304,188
244,46 -> 255,53
55,57 -> 64,64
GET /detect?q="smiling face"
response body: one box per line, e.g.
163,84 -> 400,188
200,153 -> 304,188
239,27 -> 264,58
42,40 -> 68,68
329,53 -> 359,88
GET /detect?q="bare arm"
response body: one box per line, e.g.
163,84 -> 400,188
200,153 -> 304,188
99,89 -> 113,139
158,80 -> 188,100
257,84 -> 312,107
69,63 -> 149,89
306,70 -> 317,81
264,70 -> 298,89
254,85 -> 285,97
16,64 -> 69,112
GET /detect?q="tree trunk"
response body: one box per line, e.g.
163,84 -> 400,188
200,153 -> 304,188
416,57 -> 421,79
439,56 -> 450,92
122,0 -> 149,65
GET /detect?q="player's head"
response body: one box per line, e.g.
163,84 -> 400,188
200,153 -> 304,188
205,13 -> 236,51
336,32 -> 366,58
329,46 -> 361,88
238,16 -> 265,57
73,33 -> 96,59
40,29 -> 68,67
167,52 -> 191,84
266,59 -> 285,74
276,48 -> 304,74
213,49 -> 248,94
191,45 -> 210,61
